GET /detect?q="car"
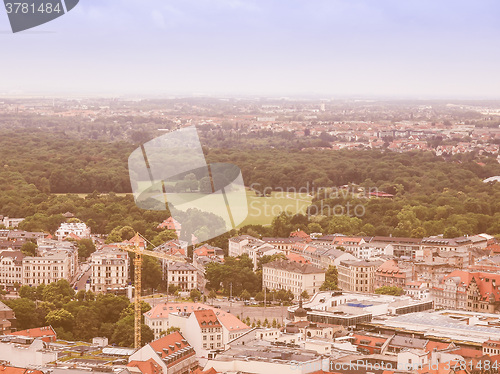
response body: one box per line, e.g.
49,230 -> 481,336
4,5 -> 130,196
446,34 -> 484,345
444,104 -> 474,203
214,305 -> 221,309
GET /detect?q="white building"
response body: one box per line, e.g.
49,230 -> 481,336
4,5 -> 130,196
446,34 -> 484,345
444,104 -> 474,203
337,260 -> 382,293
0,216 -> 24,228
145,302 -> 250,343
55,222 -> 91,240
262,259 -> 326,299
0,250 -> 23,288
90,246 -> 129,293
23,250 -> 78,286
167,262 -> 198,291
228,235 -> 261,257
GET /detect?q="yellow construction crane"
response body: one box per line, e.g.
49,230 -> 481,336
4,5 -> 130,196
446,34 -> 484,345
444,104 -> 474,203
118,234 -> 186,348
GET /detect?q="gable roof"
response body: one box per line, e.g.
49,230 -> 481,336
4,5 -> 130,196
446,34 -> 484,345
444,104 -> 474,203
9,326 -> 56,341
148,331 -> 195,367
193,310 -> 222,329
127,358 -> 162,374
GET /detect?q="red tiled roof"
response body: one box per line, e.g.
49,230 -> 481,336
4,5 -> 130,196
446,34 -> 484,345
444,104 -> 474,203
9,326 -> 56,342
149,331 -> 193,362
287,252 -> 310,264
127,359 -> 162,374
193,310 -> 222,329
0,366 -> 44,374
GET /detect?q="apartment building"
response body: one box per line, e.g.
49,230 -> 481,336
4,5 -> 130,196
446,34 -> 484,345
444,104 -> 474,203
55,222 -> 91,240
262,259 -> 326,299
0,250 -> 23,289
337,260 -> 382,293
431,270 -> 500,313
90,246 -> 129,293
183,309 -> 223,358
375,259 -> 413,289
167,262 -> 198,291
22,251 -> 78,286
228,235 -> 261,257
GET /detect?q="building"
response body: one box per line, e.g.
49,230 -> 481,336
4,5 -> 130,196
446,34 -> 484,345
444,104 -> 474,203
55,222 -> 91,240
167,262 -> 198,291
337,260 -> 382,293
420,236 -> 472,253
144,302 -> 214,340
0,365 -> 43,374
144,302 -> 249,343
0,216 -> 24,228
483,339 -> 500,356
0,301 -> 15,334
128,331 -> 198,374
204,339 -> 330,374
261,237 -> 304,253
0,250 -> 24,289
183,309 -> 223,358
431,270 -> 500,312
90,246 -> 129,293
22,251 -> 77,286
375,259 -> 413,289
228,235 -> 262,257
157,217 -> 182,238
8,326 -> 57,342
370,236 -> 422,259
262,259 -> 326,299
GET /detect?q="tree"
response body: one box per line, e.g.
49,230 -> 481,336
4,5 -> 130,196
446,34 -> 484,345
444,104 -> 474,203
300,290 -> 309,300
111,315 -> 154,347
444,226 -> 460,238
190,289 -> 202,301
20,242 -> 37,256
77,239 -> 96,259
166,326 -> 181,334
257,253 -> 287,270
374,286 -> 404,296
141,256 -> 163,291
168,284 -> 180,295
18,285 -> 36,300
240,289 -> 251,300
320,266 -> 338,291
46,309 -> 75,331
255,291 -> 264,302
42,280 -> 75,306
5,298 -> 40,330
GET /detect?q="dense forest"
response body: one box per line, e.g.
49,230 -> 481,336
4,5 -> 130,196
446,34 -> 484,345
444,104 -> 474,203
1,130 -> 500,240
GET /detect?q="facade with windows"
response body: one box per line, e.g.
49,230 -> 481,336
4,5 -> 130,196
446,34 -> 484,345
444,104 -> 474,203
90,246 -> 129,293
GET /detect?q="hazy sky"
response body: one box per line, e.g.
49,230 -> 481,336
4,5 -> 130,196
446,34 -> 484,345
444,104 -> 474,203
1,0 -> 499,98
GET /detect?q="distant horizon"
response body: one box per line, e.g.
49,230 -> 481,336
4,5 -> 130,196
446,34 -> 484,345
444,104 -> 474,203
2,92 -> 500,102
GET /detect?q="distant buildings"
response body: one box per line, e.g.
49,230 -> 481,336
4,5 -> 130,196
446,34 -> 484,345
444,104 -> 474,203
375,259 -> 413,289
432,270 -> 500,313
262,259 -> 326,298
55,222 -> 90,240
337,260 -> 382,293
0,301 -> 15,334
0,250 -> 24,289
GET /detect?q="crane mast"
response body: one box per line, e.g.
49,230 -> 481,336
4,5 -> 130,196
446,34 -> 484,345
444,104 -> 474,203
118,233 -> 186,348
